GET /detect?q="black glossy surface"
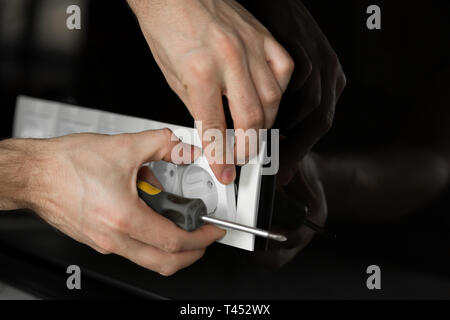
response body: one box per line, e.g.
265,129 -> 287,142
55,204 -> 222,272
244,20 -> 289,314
1,206 -> 450,300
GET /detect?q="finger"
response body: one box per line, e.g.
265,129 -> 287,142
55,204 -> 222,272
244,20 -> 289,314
225,59 -> 265,164
116,235 -> 206,276
129,199 -> 226,252
264,36 -> 295,93
125,129 -> 201,166
137,166 -> 164,190
188,85 -> 235,185
249,56 -> 282,129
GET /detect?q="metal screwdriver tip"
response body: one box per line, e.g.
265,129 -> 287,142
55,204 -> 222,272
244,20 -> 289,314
201,215 -> 287,242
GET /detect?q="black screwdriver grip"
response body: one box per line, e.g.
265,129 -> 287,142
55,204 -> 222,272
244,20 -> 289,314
137,187 -> 207,232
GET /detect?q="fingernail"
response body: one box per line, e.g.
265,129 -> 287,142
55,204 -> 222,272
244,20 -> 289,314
221,165 -> 236,185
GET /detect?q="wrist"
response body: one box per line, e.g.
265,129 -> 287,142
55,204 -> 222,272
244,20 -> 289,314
0,139 -> 33,210
0,138 -> 50,211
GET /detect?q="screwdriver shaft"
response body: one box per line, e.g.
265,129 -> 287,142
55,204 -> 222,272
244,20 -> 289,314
201,215 -> 287,242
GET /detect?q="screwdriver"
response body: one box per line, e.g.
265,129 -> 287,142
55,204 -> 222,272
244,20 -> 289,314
137,181 -> 287,242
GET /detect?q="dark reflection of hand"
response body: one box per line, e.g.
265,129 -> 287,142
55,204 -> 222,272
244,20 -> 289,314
248,0 -> 346,185
256,153 -> 327,269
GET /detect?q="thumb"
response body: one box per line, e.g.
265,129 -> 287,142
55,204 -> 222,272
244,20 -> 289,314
125,128 -> 201,166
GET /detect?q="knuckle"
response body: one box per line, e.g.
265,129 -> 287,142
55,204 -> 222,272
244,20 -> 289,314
183,59 -> 216,89
157,255 -> 180,276
187,58 -> 215,78
141,259 -> 163,273
280,54 -> 295,76
263,86 -> 282,107
158,265 -> 178,277
159,127 -> 175,142
201,119 -> 226,134
241,107 -> 264,130
213,29 -> 243,61
112,134 -> 140,167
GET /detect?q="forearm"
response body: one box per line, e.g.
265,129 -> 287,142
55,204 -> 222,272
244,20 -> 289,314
319,148 -> 450,221
0,139 -> 36,211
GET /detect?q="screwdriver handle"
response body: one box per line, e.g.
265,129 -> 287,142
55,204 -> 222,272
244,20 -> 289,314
137,181 -> 288,242
137,181 -> 206,232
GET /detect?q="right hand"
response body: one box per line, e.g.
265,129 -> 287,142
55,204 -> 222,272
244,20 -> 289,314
128,0 -> 295,184
23,129 -> 225,276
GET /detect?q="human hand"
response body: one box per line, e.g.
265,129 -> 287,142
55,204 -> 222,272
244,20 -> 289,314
23,129 -> 225,276
127,0 -> 295,184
